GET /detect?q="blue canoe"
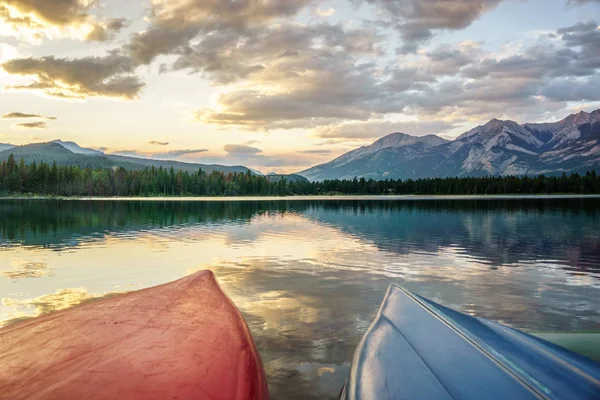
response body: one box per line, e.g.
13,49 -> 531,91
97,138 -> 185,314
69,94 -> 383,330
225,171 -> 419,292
341,285 -> 600,400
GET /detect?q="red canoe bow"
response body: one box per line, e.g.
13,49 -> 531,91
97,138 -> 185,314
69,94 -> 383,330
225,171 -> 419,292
0,271 -> 269,400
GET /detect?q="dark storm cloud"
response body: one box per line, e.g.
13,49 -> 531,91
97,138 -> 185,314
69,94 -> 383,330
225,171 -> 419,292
356,0 -> 503,52
224,144 -> 263,155
13,121 -> 47,129
1,53 -> 144,99
2,112 -> 56,120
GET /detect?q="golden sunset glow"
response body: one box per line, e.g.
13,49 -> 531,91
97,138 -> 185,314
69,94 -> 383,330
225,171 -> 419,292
1,0 -> 599,174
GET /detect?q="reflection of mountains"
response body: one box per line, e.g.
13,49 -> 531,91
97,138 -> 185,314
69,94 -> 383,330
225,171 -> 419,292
1,199 -> 599,276
299,199 -> 600,273
0,200 -> 271,248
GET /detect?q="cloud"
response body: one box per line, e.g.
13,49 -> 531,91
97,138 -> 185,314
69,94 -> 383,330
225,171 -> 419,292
191,35 -> 387,130
357,0 -> 503,52
126,0 -> 388,132
153,149 -> 209,157
13,121 -> 47,129
125,0 -> 316,65
2,112 -> 56,120
540,77 -> 600,102
224,144 -> 263,155
315,120 -> 457,139
421,43 -> 478,75
110,149 -> 144,157
373,21 -> 600,124
315,7 -> 335,17
0,0 -> 126,42
170,23 -> 380,85
185,18 -> 600,133
1,53 -> 144,99
85,18 -> 128,42
297,149 -> 332,155
149,140 -> 169,146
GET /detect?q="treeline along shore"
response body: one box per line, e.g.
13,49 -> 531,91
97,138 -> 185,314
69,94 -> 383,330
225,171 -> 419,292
1,154 -> 599,197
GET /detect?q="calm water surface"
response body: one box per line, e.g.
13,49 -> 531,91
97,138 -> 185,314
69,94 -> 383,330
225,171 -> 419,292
1,198 -> 600,399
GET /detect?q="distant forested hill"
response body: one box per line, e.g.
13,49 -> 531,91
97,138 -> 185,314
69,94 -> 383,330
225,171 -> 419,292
0,142 -> 250,175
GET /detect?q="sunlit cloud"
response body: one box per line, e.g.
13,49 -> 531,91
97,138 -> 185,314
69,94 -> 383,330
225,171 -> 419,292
13,121 -> 47,129
297,149 -> 332,155
316,7 -> 335,17
315,120 -> 457,139
224,144 -> 263,155
0,0 -> 126,43
2,112 -> 56,120
1,53 -> 144,100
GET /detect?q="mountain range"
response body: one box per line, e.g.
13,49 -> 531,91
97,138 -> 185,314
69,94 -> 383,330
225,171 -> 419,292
2,109 -> 599,183
0,141 -> 252,175
0,140 -> 308,182
299,109 -> 600,181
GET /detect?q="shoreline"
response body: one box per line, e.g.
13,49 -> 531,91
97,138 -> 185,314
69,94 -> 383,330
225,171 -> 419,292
1,194 -> 600,201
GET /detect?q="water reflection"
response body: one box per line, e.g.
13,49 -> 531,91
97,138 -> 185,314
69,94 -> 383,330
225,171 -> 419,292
1,198 -> 599,399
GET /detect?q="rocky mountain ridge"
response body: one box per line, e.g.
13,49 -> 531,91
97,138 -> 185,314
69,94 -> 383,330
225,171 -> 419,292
299,109 -> 600,181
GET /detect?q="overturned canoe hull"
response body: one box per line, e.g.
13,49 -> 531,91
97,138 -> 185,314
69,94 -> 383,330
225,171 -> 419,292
0,271 -> 269,400
341,285 -> 600,400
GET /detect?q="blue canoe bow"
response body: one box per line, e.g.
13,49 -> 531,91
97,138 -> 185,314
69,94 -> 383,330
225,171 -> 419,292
341,285 -> 600,400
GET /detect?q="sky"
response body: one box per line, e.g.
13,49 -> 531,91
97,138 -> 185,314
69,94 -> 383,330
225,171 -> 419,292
0,0 -> 599,173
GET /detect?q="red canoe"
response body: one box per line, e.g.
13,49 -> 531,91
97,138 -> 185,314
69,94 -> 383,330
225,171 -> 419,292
0,271 -> 269,400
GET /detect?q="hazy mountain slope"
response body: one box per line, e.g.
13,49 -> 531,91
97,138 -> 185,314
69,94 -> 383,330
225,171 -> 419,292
0,142 -> 116,169
422,119 -> 545,177
105,155 -> 249,174
0,142 -> 251,174
0,140 -> 309,179
300,133 -> 449,181
0,143 -> 15,152
299,110 -> 600,181
53,140 -> 104,156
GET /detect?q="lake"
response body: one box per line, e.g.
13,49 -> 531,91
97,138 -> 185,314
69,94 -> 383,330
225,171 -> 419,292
1,197 -> 600,399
